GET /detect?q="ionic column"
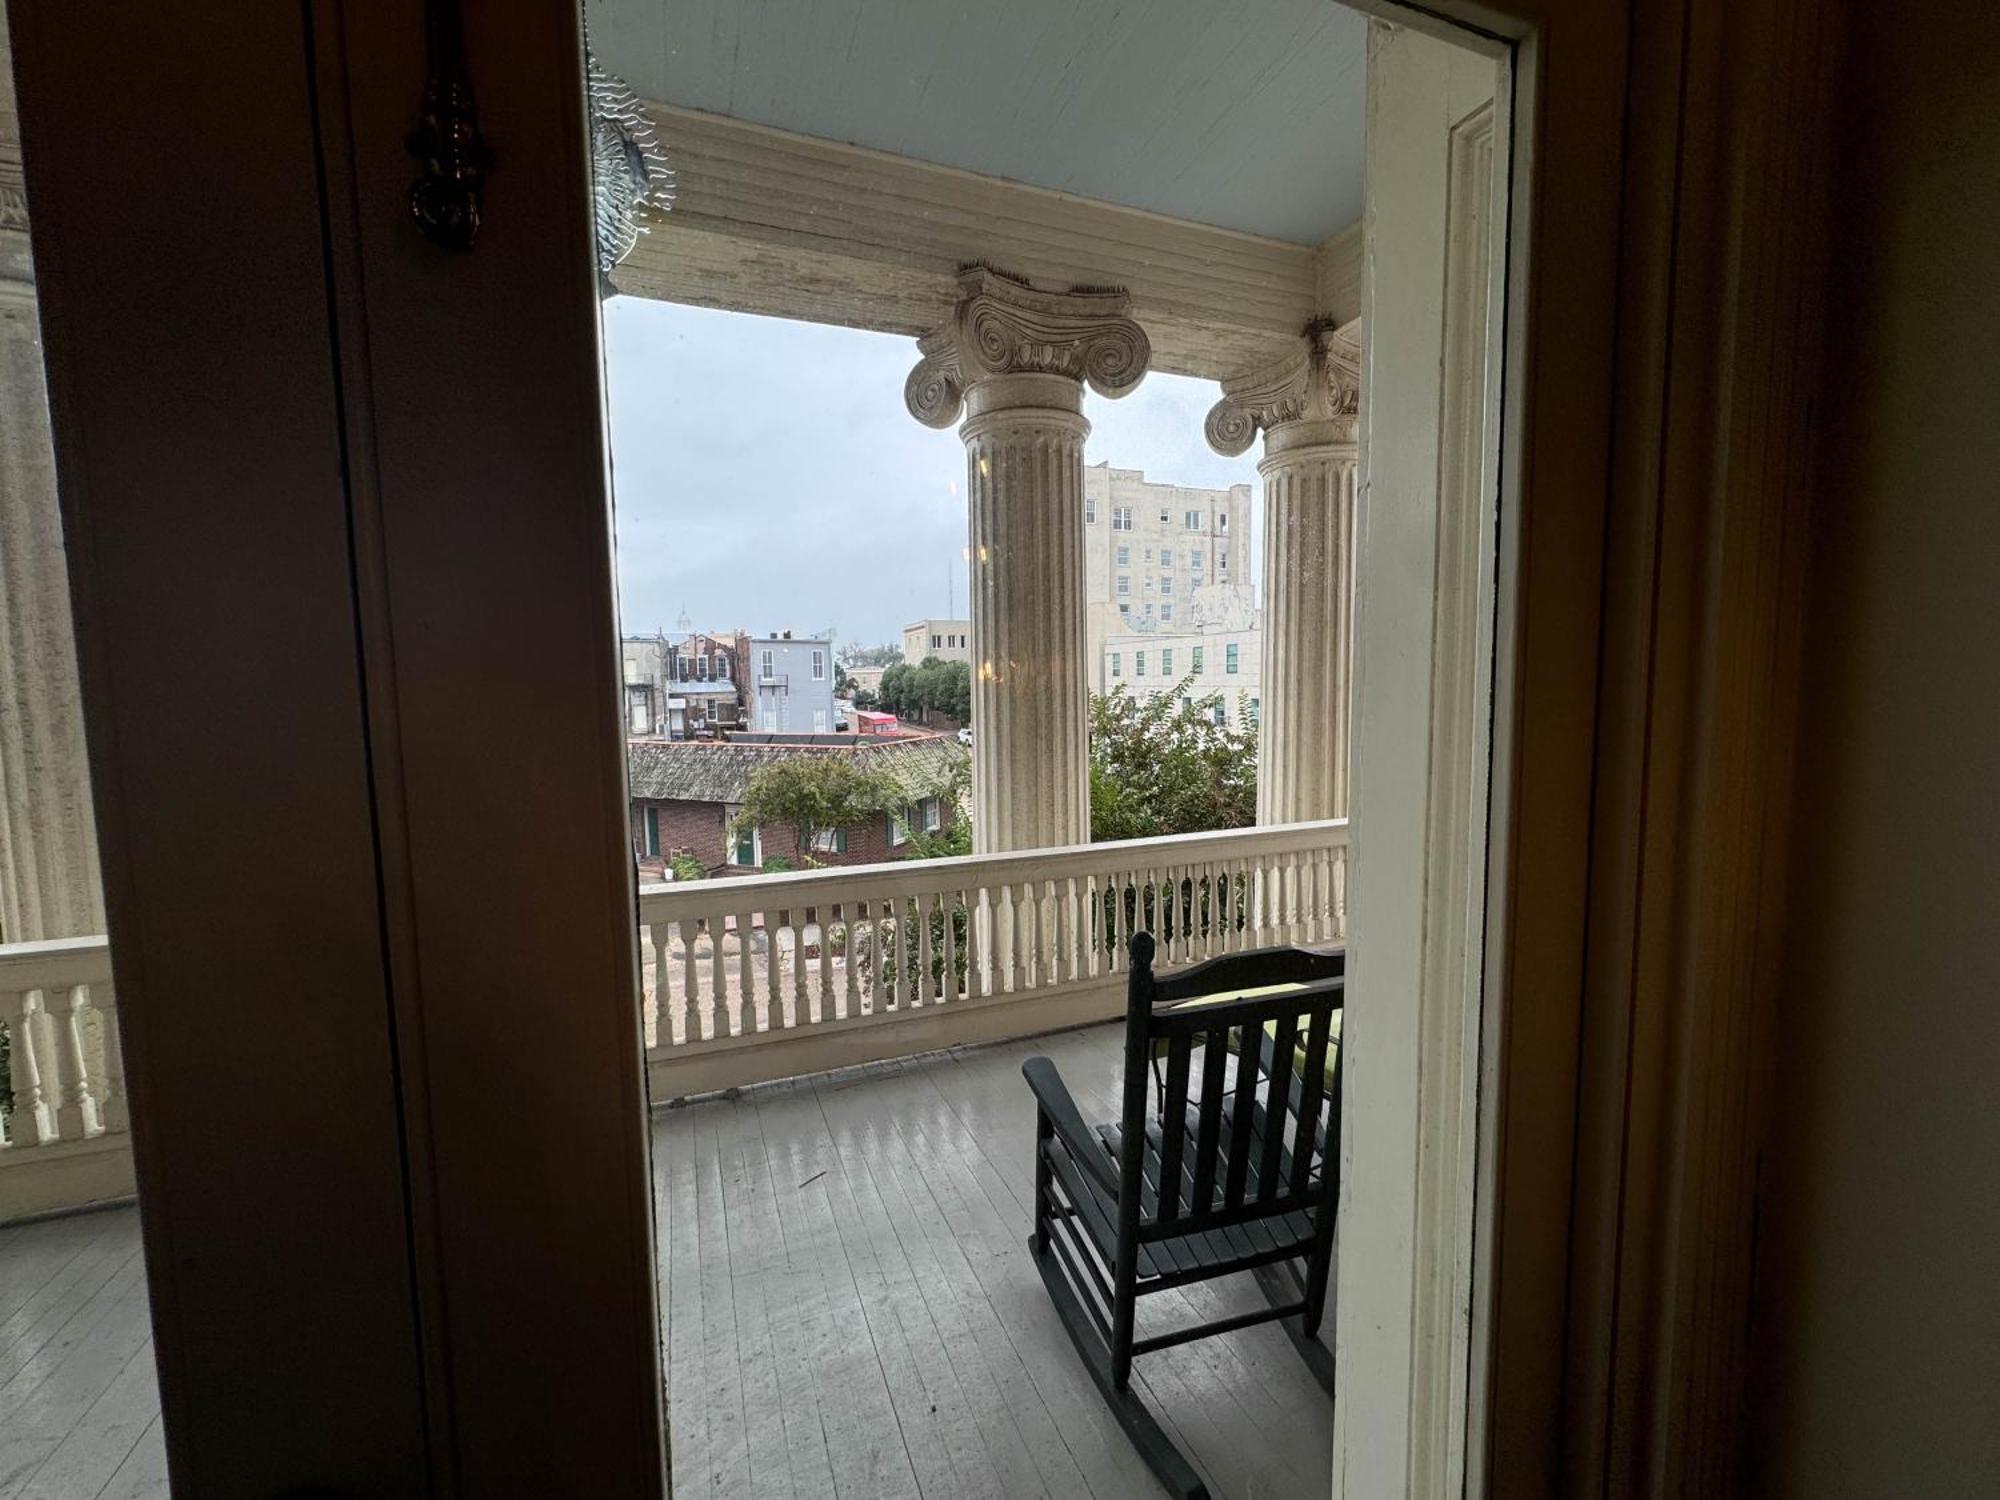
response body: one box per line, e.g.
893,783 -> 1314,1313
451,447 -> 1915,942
1206,322 -> 1361,825
907,269 -> 1149,852
0,6 -> 106,946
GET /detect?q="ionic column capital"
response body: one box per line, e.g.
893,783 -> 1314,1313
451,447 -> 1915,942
1204,319 -> 1361,457
905,267 -> 1151,428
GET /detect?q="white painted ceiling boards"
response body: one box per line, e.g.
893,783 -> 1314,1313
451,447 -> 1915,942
587,0 -> 1366,245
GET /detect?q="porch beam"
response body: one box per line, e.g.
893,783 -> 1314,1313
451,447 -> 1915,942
613,101 -> 1360,380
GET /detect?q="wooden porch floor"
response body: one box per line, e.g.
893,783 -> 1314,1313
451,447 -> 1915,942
0,1022 -> 1332,1499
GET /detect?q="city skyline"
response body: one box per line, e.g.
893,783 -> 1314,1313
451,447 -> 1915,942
603,295 -> 1261,650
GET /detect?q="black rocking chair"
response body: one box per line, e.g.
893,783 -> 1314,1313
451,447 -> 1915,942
1023,930 -> 1344,1499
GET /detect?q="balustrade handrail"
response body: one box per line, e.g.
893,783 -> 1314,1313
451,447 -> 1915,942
639,818 -> 1348,925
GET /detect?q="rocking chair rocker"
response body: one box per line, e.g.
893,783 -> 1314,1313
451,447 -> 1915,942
1023,930 -> 1344,1499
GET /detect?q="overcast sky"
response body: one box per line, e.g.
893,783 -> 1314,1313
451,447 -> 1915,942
604,296 -> 1260,651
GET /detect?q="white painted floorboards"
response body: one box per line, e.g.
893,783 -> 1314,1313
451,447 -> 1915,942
0,1023 -> 1333,1498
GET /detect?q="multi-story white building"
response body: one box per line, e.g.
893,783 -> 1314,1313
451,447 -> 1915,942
1101,625 -> 1262,725
1083,464 -> 1251,629
902,617 -> 972,665
1081,465 -> 1259,706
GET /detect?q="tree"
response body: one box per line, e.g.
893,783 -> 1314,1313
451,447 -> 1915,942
877,656 -> 972,725
732,754 -> 902,866
1088,678 -> 1257,842
840,641 -> 904,668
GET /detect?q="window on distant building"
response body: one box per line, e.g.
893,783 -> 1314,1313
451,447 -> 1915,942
1192,645 -> 1204,673
923,797 -> 942,832
761,648 -> 774,679
1116,575 -> 1130,596
1219,512 -> 1230,532
1159,508 -> 1170,523
1185,509 -> 1202,530
1211,702 -> 1227,726
1160,604 -> 1174,621
696,654 -> 709,681
811,827 -> 848,854
812,649 -> 826,680
1111,652 -> 1121,679
1248,696 -> 1260,726
1226,642 -> 1240,674
1160,548 -> 1173,566
643,804 -> 661,857
1135,651 -> 1147,676
888,809 -> 910,847
1118,603 -> 1130,616
1160,575 -> 1174,595
1219,552 -> 1229,573
1162,648 -> 1174,676
1115,545 -> 1129,566
735,825 -> 761,867
813,708 -> 828,732
1191,550 -> 1203,570
1113,505 -> 1133,531
1085,496 -> 1097,523
761,708 -> 776,731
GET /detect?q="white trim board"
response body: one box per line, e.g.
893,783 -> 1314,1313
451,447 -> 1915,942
613,102 -> 1363,380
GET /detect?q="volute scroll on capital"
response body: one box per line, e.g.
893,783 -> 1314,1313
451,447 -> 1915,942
1203,321 -> 1361,456
905,266 -> 1151,429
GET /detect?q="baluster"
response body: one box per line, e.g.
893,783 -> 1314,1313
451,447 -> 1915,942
956,892 -> 980,1000
93,981 -> 129,1136
888,897 -> 908,1010
1019,881 -> 1039,991
815,905 -> 833,1023
1309,848 -> 1328,941
866,901 -> 883,1012
773,908 -> 793,1029
841,904 -> 860,1017
1,989 -> 47,1147
1055,875 -> 1073,983
915,891 -> 935,1006
993,884 -> 1014,993
49,984 -> 96,1141
938,890 -> 960,1004
1107,870 -> 1126,972
680,919 -> 701,1042
792,909 -> 809,1026
648,922 -> 669,1047
1336,844 -> 1349,941
709,913 -> 730,1035
738,909 -> 757,1031
1170,865 -> 1187,963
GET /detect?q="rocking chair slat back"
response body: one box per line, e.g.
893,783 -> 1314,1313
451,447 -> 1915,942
1124,931 -> 1344,1242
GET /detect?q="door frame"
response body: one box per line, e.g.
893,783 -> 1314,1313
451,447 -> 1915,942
7,0 -> 1833,1491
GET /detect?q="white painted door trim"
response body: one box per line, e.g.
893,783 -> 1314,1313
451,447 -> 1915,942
1335,18 -> 1509,1498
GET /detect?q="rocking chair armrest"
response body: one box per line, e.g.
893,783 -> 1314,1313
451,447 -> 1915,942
1023,1056 -> 1120,1199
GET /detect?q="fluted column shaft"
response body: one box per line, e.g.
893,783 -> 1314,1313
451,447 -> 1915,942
963,377 -> 1092,851
908,268 -> 1150,852
1206,321 -> 1361,826
0,9 -> 105,944
1257,424 -> 1358,823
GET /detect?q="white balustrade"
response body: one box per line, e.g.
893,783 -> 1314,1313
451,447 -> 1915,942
0,934 -> 121,1156
638,820 -> 1348,1094
0,824 -> 1350,1202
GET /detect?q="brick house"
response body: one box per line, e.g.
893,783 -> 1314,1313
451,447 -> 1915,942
629,733 -> 965,877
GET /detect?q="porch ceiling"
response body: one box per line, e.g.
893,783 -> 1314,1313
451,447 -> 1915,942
585,0 -> 1366,245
